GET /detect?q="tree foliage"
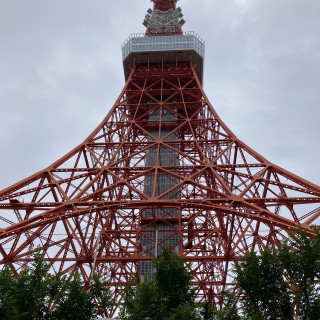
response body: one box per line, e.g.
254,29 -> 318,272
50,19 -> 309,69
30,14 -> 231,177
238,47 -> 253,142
2,228 -> 320,320
122,229 -> 320,320
235,249 -> 293,320
235,227 -> 320,320
202,292 -> 241,320
278,228 -> 320,319
0,250 -> 112,320
122,248 -> 201,320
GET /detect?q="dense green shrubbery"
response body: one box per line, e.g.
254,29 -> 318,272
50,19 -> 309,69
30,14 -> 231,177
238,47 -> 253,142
235,227 -> 320,320
121,248 -> 201,320
2,228 -> 320,320
121,228 -> 320,320
0,250 -> 112,320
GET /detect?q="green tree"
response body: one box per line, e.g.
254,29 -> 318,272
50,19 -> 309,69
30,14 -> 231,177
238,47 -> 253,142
0,267 -> 19,320
201,292 -> 242,320
50,274 -> 95,320
0,250 -> 112,320
0,251 -> 58,320
49,273 -> 113,320
234,227 -> 320,320
122,248 -> 200,320
278,228 -> 320,319
235,248 -> 293,320
214,292 -> 242,320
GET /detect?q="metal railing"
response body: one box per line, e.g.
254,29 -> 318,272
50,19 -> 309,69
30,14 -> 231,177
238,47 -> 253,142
121,31 -> 205,61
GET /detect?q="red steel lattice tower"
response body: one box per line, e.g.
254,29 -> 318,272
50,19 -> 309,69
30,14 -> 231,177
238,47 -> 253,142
1,0 -> 320,317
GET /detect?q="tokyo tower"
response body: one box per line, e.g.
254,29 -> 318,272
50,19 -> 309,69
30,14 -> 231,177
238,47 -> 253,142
1,0 -> 320,317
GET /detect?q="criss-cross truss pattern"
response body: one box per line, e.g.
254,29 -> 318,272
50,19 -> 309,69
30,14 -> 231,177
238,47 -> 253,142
1,62 -> 320,316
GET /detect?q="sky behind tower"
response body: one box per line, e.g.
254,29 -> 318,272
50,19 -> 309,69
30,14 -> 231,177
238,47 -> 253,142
0,0 -> 320,190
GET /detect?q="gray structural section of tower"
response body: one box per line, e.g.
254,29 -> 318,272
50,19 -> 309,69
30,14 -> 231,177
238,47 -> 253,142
121,30 -> 205,281
140,108 -> 180,279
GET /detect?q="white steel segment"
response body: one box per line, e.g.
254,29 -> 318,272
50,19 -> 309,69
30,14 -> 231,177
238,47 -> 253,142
143,7 -> 185,31
121,32 -> 205,61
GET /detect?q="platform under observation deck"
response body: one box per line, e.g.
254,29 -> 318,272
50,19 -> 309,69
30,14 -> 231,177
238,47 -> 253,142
122,32 -> 205,84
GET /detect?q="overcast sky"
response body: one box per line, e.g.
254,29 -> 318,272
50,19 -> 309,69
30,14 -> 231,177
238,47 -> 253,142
0,0 -> 319,191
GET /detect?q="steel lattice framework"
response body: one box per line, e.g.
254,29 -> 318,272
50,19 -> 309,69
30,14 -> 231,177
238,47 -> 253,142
1,0 -> 320,317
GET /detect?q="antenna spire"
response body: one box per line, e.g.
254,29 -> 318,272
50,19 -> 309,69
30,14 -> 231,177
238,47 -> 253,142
143,0 -> 185,36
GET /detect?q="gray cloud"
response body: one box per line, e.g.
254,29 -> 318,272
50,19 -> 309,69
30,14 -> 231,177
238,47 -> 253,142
0,0 -> 319,190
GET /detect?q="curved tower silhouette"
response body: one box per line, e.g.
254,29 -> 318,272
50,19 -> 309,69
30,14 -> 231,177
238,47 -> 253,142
1,0 -> 320,316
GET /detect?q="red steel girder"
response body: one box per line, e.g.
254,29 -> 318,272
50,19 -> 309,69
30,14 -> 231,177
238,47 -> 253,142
153,0 -> 177,11
1,62 -> 320,316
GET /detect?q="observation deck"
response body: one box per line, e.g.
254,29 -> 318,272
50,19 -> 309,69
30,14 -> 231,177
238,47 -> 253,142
122,31 -> 205,84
